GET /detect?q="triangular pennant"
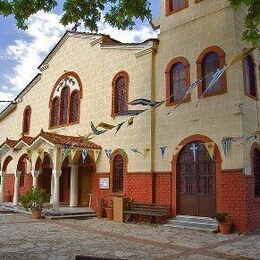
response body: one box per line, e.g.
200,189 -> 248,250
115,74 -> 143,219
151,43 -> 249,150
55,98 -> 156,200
127,117 -> 134,127
118,148 -> 125,156
81,149 -> 88,162
160,146 -> 167,158
189,143 -> 199,162
131,148 -> 142,156
143,148 -> 151,158
173,145 -> 183,156
27,150 -> 32,160
91,121 -> 107,135
129,98 -> 164,108
78,132 -> 94,142
204,142 -> 215,159
71,149 -> 77,160
221,137 -> 232,157
93,149 -> 101,162
104,149 -> 112,160
38,149 -> 44,161
114,121 -> 125,136
98,122 -> 116,130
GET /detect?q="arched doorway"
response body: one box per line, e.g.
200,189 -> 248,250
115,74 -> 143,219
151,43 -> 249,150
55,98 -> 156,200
78,155 -> 95,206
177,141 -> 216,217
38,155 -> 52,195
60,157 -> 70,205
253,148 -> 260,197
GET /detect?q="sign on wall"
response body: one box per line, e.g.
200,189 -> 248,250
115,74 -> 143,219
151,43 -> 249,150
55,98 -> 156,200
99,177 -> 109,189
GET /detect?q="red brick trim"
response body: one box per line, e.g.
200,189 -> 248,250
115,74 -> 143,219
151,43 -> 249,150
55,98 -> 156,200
110,149 -> 128,195
111,71 -> 129,118
165,56 -> 191,106
22,105 -> 32,135
221,168 -> 243,174
171,134 -> 222,216
242,54 -> 258,100
195,0 -> 204,3
196,45 -> 227,99
2,156 -> 13,172
165,0 -> 189,16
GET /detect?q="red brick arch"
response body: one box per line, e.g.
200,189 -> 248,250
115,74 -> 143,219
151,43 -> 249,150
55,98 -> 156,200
171,134 -> 222,216
2,156 -> 13,172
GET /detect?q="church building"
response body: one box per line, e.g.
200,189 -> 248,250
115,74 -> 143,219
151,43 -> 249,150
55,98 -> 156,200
0,0 -> 259,233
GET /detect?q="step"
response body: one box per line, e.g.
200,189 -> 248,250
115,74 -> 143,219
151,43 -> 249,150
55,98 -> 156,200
165,222 -> 218,233
43,210 -> 95,216
45,213 -> 96,220
172,215 -> 218,225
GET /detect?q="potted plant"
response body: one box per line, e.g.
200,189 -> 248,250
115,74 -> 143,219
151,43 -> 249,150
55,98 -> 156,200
96,197 -> 105,218
213,212 -> 232,234
20,187 -> 51,219
105,199 -> 113,221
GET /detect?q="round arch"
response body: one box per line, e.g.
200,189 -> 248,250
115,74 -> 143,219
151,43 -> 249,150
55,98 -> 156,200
171,134 -> 222,216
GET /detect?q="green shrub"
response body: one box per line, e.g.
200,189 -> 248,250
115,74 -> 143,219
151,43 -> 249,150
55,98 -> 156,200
213,212 -> 228,223
20,188 -> 51,211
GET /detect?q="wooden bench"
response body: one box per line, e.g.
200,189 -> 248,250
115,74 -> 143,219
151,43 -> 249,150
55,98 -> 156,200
123,202 -> 170,223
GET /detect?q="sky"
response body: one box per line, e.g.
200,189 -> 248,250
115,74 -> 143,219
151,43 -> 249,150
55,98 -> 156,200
0,1 -> 160,112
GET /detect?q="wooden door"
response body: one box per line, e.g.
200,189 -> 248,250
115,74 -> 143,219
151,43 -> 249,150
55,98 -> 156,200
78,167 -> 92,206
59,167 -> 70,205
177,141 -> 216,217
39,168 -> 52,194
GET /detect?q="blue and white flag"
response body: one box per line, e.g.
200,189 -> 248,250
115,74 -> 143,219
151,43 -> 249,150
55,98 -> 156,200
81,149 -> 88,162
104,149 -> 112,160
114,121 -> 125,136
160,146 -> 167,158
221,137 -> 232,157
190,143 -> 199,162
91,121 -> 107,135
131,148 -> 143,156
129,98 -> 164,108
196,66 -> 228,107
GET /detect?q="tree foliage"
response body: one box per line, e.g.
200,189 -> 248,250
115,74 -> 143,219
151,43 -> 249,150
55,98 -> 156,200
0,0 -> 259,45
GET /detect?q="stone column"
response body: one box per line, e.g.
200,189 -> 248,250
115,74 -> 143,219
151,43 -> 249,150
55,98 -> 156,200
13,171 -> 21,206
52,169 -> 61,210
0,171 -> 5,203
31,170 -> 40,188
70,165 -> 78,207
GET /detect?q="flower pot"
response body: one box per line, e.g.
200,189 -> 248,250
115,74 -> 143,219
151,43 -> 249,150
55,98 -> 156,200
219,222 -> 232,234
96,207 -> 105,218
105,207 -> 113,221
31,209 -> 42,219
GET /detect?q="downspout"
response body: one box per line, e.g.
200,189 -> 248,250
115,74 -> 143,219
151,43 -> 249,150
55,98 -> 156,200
151,41 -> 158,204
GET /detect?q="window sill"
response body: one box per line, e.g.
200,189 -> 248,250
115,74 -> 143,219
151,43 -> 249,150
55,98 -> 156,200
198,90 -> 227,99
112,110 -> 145,118
166,96 -> 191,107
49,121 -> 79,130
245,93 -> 258,101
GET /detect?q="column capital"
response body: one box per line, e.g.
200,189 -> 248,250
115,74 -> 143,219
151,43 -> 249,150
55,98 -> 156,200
69,164 -> 79,169
14,171 -> 21,178
0,171 -> 6,177
31,170 -> 40,178
52,169 -> 62,178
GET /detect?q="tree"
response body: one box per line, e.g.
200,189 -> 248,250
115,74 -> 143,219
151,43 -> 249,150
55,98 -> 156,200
0,0 -> 259,46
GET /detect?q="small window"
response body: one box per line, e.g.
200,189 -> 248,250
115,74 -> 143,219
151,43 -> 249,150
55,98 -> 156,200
69,90 -> 79,123
22,106 -> 31,134
243,55 -> 257,98
170,0 -> 186,12
50,97 -> 59,127
253,149 -> 260,197
59,87 -> 70,125
113,155 -> 124,193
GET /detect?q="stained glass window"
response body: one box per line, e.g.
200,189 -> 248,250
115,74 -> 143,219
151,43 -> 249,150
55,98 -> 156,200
69,90 -> 79,123
202,52 -> 221,94
113,155 -> 124,193
115,76 -> 127,114
50,97 -> 59,127
59,87 -> 70,125
170,62 -> 186,103
243,55 -> 256,98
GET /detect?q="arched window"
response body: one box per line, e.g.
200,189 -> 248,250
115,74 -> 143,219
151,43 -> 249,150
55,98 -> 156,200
166,0 -> 189,15
197,46 -> 227,98
243,55 -> 257,99
59,86 -> 70,125
50,97 -> 59,127
112,71 -> 129,117
253,149 -> 260,197
166,57 -> 190,106
22,106 -> 31,134
69,90 -> 79,123
113,155 -> 124,193
49,72 -> 82,128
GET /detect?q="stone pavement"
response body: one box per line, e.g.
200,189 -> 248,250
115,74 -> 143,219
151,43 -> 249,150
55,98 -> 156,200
0,212 -> 259,259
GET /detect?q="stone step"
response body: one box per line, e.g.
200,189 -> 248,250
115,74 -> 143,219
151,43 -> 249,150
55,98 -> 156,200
166,215 -> 219,233
45,213 -> 96,220
173,215 -> 218,225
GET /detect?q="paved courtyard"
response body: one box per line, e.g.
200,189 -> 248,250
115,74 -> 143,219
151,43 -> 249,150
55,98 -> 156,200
0,211 -> 259,260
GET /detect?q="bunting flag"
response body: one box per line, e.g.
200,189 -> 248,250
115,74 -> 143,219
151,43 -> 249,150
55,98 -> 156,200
27,150 -> 32,160
114,121 -> 125,136
93,149 -> 101,162
38,149 -> 44,161
91,122 -> 107,135
221,137 -> 232,157
129,98 -> 164,108
143,148 -> 151,158
71,149 -> 77,160
229,47 -> 258,66
204,142 -> 215,159
190,143 -> 199,162
196,65 -> 228,107
104,149 -> 112,159
168,80 -> 202,115
173,145 -> 183,156
127,117 -> 134,127
81,149 -> 88,162
118,148 -> 125,156
160,146 -> 167,158
98,122 -> 116,130
78,132 -> 94,142
131,148 -> 143,156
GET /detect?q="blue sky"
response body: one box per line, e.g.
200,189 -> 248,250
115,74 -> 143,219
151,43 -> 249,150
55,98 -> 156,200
0,1 -> 160,111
